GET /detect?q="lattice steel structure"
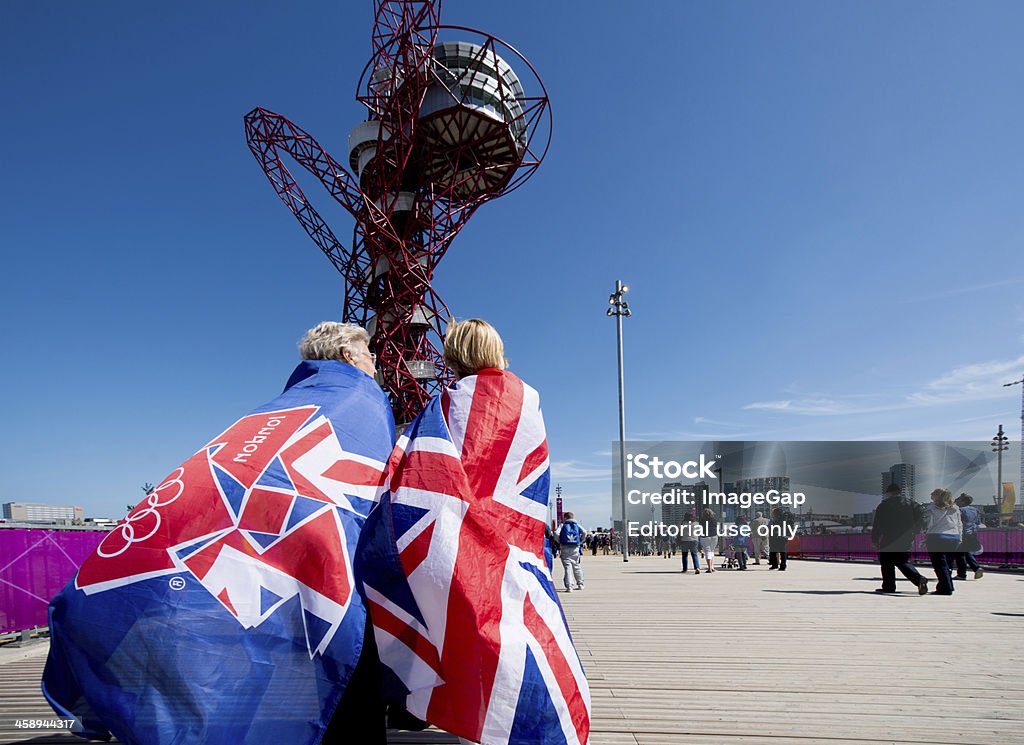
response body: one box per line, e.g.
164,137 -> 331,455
245,1 -> 550,422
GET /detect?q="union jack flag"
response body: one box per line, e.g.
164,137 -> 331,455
360,369 -> 591,745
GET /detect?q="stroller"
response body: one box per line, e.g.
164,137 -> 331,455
721,536 -> 749,570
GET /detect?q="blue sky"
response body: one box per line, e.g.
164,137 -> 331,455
2,1 -> 1023,529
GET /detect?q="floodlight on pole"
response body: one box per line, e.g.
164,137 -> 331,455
1004,375 -> 1024,512
608,280 -> 631,561
992,424 -> 1009,515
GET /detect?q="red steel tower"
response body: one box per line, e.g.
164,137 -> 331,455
245,1 -> 550,423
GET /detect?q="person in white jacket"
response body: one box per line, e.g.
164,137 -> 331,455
921,488 -> 962,596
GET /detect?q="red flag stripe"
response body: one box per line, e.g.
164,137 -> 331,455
518,440 -> 549,484
368,599 -> 442,676
458,370 -> 524,499
321,458 -> 388,487
392,450 -> 468,496
399,521 -> 435,575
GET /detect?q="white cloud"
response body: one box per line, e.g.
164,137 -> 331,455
903,276 -> 1024,303
745,354 -> 1024,417
742,397 -> 898,416
549,460 -> 608,480
908,355 -> 1024,405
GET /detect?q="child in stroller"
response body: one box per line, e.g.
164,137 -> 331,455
721,533 -> 749,570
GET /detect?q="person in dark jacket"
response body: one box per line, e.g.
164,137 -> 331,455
768,507 -> 789,571
953,493 -> 985,581
870,483 -> 928,594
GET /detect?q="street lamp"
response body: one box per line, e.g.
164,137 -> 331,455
608,280 -> 631,561
1004,374 -> 1024,516
992,424 -> 1009,517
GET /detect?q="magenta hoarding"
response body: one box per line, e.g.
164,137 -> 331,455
0,529 -> 106,633
796,528 -> 1024,566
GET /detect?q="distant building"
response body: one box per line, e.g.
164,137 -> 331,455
3,502 -> 84,524
882,464 -> 916,501
722,476 -> 791,521
666,481 -> 710,519
660,482 -> 690,528
851,512 -> 875,527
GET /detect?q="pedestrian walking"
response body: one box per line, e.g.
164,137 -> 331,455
953,493 -> 984,581
768,507 -> 789,571
680,511 -> 701,574
870,483 -> 928,595
700,508 -> 718,573
751,511 -> 769,564
558,512 -> 587,592
922,488 -> 962,596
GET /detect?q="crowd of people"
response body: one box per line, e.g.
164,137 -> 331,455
871,484 -> 984,595
616,507 -> 797,573
568,484 -> 989,600
550,506 -> 801,579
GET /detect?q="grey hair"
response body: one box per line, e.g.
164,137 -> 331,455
298,322 -> 370,361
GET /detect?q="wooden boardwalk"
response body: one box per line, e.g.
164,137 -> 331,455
568,555 -> 1024,745
2,556 -> 1022,744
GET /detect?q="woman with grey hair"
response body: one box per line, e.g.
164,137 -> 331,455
298,321 -> 377,378
45,319 -> 395,745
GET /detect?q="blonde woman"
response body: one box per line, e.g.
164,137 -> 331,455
364,319 -> 591,745
700,507 -> 718,572
921,488 -> 963,596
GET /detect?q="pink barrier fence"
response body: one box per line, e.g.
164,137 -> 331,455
0,529 -> 106,634
795,528 -> 1024,566
1,527 -> 1020,633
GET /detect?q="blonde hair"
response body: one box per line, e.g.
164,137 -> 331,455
930,488 -> 954,509
298,322 -> 369,361
444,319 -> 505,378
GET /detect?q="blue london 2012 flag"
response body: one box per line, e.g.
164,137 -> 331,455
42,360 -> 394,745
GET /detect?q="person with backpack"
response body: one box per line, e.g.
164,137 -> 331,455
953,493 -> 985,581
558,512 -> 587,592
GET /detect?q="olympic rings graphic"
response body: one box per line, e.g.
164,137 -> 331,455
97,468 -> 186,558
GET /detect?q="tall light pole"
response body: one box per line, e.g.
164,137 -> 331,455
992,424 -> 1009,517
711,464 -> 725,524
608,280 -> 631,561
1004,374 -> 1024,514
